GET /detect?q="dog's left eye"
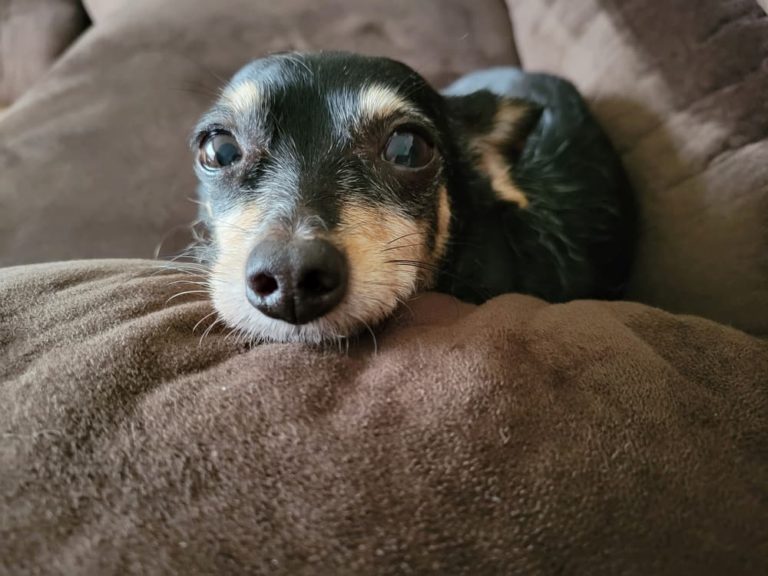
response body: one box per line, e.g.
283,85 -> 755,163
383,130 -> 433,169
199,131 -> 242,169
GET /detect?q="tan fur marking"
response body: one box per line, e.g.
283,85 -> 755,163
335,203 -> 428,323
213,204 -> 263,248
493,103 -> 528,134
211,204 -> 263,289
358,84 -> 418,121
430,186 -> 452,273
221,81 -> 261,115
471,101 -> 530,208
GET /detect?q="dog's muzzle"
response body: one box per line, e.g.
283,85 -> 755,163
245,238 -> 348,325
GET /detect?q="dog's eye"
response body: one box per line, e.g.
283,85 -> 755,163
199,131 -> 242,169
383,130 -> 433,168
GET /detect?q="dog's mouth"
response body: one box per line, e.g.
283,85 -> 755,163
205,201 -> 448,344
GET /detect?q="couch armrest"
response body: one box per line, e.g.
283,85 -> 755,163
0,0 -> 89,106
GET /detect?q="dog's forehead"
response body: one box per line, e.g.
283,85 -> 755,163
216,53 -> 433,128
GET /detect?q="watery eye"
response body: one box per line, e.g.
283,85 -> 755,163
199,131 -> 242,169
382,129 -> 434,168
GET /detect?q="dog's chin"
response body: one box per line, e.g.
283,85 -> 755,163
218,309 -> 359,345
209,279 -> 409,345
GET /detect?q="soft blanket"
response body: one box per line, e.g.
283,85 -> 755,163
1,260 -> 766,575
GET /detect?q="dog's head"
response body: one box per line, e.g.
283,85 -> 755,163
191,52 -> 533,343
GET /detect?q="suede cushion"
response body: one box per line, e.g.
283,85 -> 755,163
0,0 -> 89,105
507,0 -> 768,334
0,0 -> 517,267
1,260 -> 766,575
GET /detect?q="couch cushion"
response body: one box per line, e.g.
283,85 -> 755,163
507,0 -> 768,334
0,0 -> 89,106
1,259 -> 766,574
0,0 -> 517,268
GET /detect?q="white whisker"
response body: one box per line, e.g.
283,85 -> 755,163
193,310 -> 219,332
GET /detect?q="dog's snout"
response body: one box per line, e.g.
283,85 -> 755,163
245,238 -> 348,324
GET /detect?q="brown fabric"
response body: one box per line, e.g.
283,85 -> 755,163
507,0 -> 768,334
0,0 -> 89,105
80,0 -> 117,21
0,0 -> 517,268
1,259 -> 766,575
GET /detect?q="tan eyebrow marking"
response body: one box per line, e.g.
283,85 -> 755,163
357,84 -> 420,121
221,81 -> 261,115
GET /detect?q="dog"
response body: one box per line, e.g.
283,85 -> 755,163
189,52 -> 636,344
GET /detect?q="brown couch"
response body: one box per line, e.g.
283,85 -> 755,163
1,1 -> 767,574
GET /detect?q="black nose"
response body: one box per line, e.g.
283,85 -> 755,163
245,238 -> 348,324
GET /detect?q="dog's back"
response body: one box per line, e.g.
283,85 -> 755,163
440,68 -> 636,303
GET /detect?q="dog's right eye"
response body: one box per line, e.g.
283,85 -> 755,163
199,131 -> 242,169
382,129 -> 433,169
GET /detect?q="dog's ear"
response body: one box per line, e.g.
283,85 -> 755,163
444,91 -> 542,207
444,90 -> 542,164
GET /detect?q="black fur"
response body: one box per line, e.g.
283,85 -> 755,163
440,68 -> 636,303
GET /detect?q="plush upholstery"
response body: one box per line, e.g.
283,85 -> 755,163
1,260 -> 766,575
0,0 -> 89,106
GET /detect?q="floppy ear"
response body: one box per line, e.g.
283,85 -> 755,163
445,90 -> 542,163
444,91 -> 542,207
